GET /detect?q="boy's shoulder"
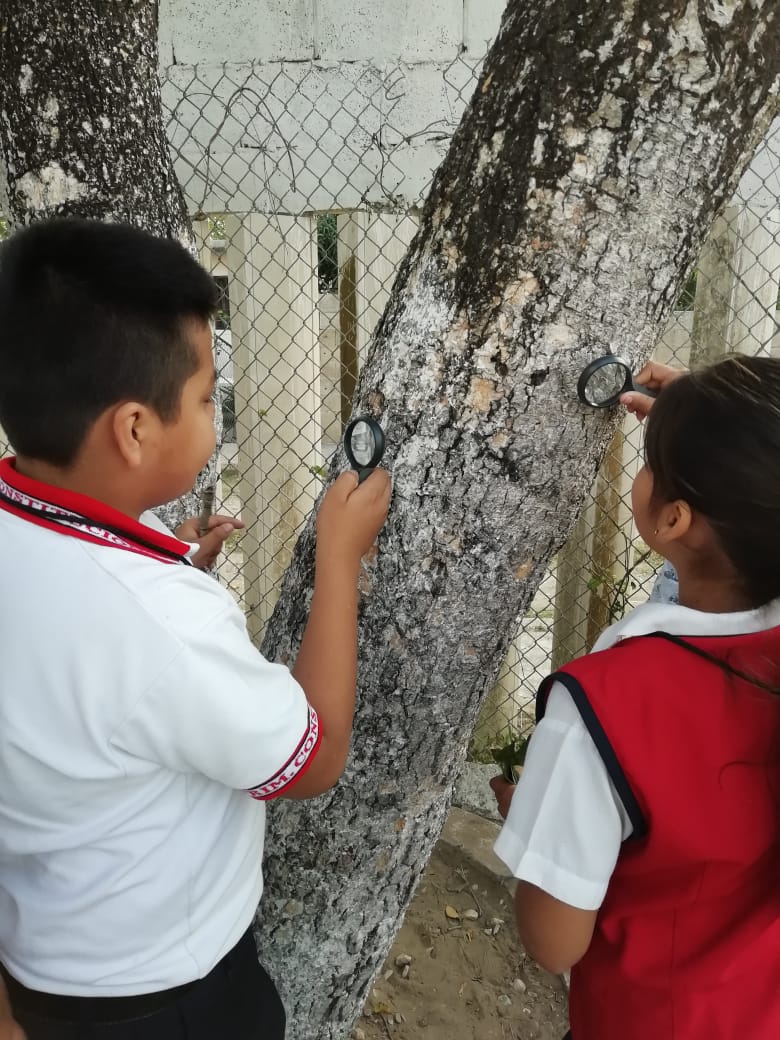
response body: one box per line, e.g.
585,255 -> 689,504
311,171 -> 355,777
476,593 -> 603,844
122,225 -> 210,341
96,547 -> 242,642
0,503 -> 241,644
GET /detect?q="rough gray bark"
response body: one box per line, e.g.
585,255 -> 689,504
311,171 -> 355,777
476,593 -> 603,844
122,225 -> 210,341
0,0 -> 187,236
258,2 -> 780,1038
0,0 -> 207,526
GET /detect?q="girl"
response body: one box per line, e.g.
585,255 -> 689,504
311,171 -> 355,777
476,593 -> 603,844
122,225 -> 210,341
491,356 -> 780,1039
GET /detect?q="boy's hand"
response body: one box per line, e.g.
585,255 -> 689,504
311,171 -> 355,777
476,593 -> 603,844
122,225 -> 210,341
0,979 -> 25,1040
283,468 -> 391,799
175,514 -> 245,569
489,774 -> 517,820
316,469 -> 392,569
0,1018 -> 25,1040
620,361 -> 686,420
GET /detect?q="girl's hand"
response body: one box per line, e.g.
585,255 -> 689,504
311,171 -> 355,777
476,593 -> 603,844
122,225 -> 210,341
175,514 -> 245,569
620,361 -> 686,420
489,775 -> 517,820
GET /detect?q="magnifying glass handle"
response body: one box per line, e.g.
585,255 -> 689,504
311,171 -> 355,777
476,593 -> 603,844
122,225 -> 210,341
355,466 -> 373,484
629,381 -> 658,399
199,486 -> 215,536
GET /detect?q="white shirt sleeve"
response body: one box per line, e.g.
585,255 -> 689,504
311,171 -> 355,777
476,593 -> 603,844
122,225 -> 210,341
493,682 -> 632,910
111,597 -> 318,798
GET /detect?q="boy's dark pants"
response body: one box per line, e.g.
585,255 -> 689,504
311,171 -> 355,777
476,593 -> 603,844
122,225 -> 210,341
4,930 -> 285,1040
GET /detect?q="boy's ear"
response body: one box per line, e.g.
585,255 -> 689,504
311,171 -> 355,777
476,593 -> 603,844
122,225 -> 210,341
655,499 -> 693,544
112,402 -> 155,468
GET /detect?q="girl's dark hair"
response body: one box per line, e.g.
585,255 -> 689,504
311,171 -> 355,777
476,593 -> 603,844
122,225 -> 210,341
0,218 -> 218,467
645,355 -> 780,609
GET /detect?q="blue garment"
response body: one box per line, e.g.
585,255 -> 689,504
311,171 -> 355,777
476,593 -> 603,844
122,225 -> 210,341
649,560 -> 679,605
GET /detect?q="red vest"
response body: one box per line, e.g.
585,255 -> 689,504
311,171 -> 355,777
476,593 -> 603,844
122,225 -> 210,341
539,629 -> 780,1040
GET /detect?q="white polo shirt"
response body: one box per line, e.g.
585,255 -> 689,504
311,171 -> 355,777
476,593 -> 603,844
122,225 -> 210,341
0,460 -> 319,995
494,596 -> 780,910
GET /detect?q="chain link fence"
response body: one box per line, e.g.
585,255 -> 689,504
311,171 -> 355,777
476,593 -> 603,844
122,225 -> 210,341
2,52 -> 777,766
470,134 -> 780,763
161,52 -> 483,644
160,55 -> 780,763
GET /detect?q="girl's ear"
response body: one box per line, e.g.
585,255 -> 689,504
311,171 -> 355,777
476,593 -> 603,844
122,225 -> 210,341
654,499 -> 693,544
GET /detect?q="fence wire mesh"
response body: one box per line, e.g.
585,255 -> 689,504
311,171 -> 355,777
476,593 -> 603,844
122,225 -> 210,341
167,55 -> 780,764
2,52 -> 778,765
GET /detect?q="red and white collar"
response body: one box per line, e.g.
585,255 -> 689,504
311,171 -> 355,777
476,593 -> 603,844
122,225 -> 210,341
0,457 -> 191,565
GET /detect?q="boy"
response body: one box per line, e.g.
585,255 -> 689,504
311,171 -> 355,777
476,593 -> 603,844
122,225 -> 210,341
0,218 -> 391,1040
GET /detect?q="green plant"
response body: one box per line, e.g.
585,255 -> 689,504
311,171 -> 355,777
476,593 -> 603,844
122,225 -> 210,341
491,731 -> 531,783
208,215 -> 227,239
588,532 -> 657,625
317,213 -> 338,293
605,547 -> 653,621
675,268 -> 697,310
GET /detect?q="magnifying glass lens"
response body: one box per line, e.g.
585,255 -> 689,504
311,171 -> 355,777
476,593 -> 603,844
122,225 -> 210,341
349,421 -> 375,466
584,362 -> 628,406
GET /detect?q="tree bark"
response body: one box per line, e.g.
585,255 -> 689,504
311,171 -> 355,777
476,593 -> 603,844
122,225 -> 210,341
0,0 -> 204,526
258,2 -> 780,1037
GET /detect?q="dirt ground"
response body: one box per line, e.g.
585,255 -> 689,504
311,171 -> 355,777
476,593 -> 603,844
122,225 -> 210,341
358,843 -> 569,1040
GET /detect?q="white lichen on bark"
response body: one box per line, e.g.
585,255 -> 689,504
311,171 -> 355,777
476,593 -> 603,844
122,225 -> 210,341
17,163 -> 87,210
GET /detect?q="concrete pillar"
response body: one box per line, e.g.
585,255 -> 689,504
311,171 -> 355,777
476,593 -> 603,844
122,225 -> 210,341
550,428 -> 630,670
227,213 -> 321,641
690,206 -> 740,366
691,204 -> 780,364
334,210 -> 419,428
550,499 -> 596,671
727,206 -> 780,356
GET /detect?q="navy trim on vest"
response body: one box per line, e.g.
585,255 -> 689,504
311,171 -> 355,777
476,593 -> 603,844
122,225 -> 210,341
538,671 -> 648,841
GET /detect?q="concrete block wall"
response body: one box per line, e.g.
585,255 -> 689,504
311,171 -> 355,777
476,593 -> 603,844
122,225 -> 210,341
159,0 -> 501,214
159,0 -> 507,66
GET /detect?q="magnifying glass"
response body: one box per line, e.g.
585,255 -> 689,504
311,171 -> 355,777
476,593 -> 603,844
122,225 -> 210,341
577,355 -> 658,409
343,415 -> 386,482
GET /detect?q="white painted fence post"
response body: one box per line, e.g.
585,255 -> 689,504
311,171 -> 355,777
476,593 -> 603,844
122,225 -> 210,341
727,206 -> 780,355
692,204 -> 780,363
332,211 -> 420,429
228,213 -> 321,641
337,211 -> 420,362
318,291 -> 342,459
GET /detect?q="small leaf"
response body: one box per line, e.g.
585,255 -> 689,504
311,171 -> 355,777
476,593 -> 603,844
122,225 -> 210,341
445,905 -> 461,920
372,1000 -> 395,1015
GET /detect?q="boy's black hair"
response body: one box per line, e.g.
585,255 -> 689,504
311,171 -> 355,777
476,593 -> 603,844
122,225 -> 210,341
0,217 -> 218,466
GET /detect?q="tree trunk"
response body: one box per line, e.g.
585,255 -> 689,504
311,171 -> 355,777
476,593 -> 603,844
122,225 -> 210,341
258,2 -> 780,1037
0,0 -> 203,527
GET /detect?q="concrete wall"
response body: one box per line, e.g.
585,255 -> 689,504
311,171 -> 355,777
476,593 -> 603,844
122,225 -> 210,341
159,0 -> 508,212
159,0 -> 508,65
